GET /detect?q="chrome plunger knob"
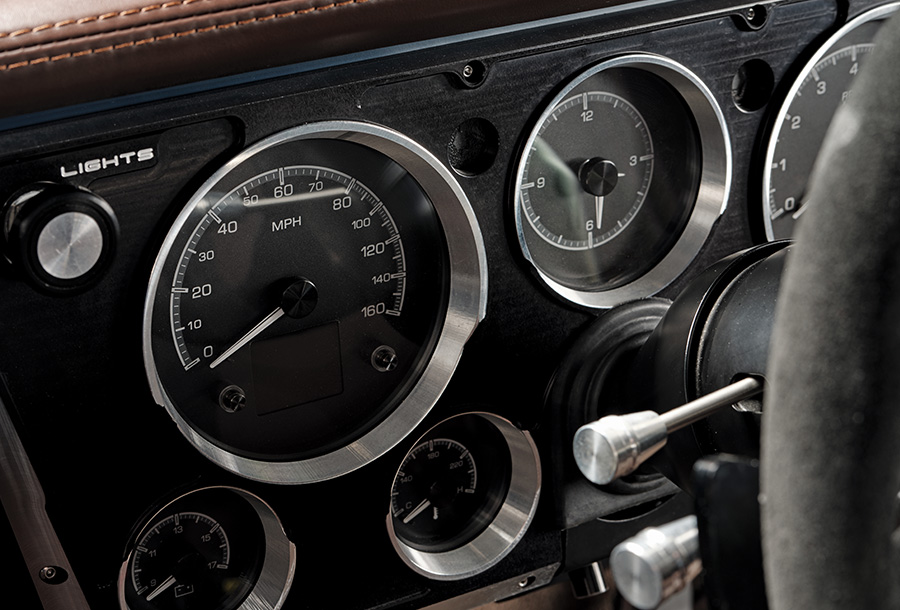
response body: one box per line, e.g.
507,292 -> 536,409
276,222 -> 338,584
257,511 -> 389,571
2,182 -> 118,294
611,515 -> 701,610
573,377 -> 762,485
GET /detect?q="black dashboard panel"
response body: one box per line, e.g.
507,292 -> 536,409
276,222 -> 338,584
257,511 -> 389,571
0,1 -> 881,608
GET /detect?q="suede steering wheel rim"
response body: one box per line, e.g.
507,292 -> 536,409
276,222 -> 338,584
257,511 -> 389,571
761,13 -> 900,609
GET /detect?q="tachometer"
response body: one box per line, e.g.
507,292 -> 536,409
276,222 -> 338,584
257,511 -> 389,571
762,2 -> 899,241
144,122 -> 486,484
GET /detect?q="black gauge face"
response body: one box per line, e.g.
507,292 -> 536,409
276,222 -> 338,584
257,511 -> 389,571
146,136 -> 448,462
521,92 -> 654,250
763,10 -> 893,241
123,489 -> 267,610
130,513 -> 239,608
390,415 -> 511,553
516,64 -> 702,295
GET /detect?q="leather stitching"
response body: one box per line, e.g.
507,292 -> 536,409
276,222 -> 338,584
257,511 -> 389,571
0,0 -> 370,71
0,0 -> 208,39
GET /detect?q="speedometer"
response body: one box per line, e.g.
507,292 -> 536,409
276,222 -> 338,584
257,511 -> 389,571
144,122 -> 486,484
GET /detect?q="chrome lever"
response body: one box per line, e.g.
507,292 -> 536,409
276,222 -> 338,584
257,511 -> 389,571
573,377 -> 763,485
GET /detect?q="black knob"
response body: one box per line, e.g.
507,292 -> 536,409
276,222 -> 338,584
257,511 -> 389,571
578,157 -> 619,197
2,183 -> 118,294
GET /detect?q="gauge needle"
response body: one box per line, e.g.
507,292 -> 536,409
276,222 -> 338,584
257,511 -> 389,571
403,499 -> 432,524
595,196 -> 604,229
792,200 -> 811,220
209,307 -> 284,369
146,575 -> 177,601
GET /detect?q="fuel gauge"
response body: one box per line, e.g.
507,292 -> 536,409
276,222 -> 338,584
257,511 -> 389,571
387,413 -> 541,580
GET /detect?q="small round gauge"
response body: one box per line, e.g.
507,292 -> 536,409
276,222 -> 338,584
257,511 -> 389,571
762,2 -> 899,241
118,487 -> 294,610
391,436 -> 503,553
514,54 -> 731,308
144,121 -> 486,484
387,412 -> 541,581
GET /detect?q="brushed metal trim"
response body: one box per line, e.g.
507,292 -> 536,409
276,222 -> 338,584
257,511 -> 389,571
116,486 -> 295,610
514,53 -> 732,308
386,412 -> 542,581
143,120 -> 487,484
0,395 -> 91,610
422,563 -> 560,609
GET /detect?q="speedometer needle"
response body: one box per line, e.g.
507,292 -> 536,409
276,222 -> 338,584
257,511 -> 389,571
146,575 -> 177,601
402,499 -> 432,524
209,307 -> 284,369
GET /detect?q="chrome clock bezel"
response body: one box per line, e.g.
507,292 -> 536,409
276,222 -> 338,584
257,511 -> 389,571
513,53 -> 731,308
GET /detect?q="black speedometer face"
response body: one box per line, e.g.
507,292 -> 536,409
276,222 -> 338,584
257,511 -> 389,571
513,55 -> 728,308
144,124 -> 474,482
763,5 -> 897,241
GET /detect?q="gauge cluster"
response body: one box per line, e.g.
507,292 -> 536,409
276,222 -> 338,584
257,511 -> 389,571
0,0 -> 888,608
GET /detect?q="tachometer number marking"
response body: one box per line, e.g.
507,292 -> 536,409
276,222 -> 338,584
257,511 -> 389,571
763,21 -> 885,241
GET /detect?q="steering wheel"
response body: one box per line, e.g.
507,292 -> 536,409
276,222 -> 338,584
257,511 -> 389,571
761,12 -> 900,609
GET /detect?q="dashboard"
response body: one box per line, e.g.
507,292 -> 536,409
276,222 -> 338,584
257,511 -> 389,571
0,0 -> 893,608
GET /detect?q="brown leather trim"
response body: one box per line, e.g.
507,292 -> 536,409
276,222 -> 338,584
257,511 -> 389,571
0,0 -> 626,119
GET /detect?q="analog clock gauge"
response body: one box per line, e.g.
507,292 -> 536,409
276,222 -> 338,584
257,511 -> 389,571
514,54 -> 731,308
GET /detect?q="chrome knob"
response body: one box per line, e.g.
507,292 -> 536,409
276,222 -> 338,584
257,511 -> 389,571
2,183 -> 118,293
573,411 -> 666,485
611,515 -> 701,610
574,377 -> 762,485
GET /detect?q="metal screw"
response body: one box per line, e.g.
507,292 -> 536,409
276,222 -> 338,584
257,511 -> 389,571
219,385 -> 246,413
518,576 -> 535,589
746,7 -> 755,20
462,64 -> 474,79
40,567 -> 57,582
371,346 -> 398,372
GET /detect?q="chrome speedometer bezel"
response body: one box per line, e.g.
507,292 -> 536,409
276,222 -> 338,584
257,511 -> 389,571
143,121 -> 487,485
